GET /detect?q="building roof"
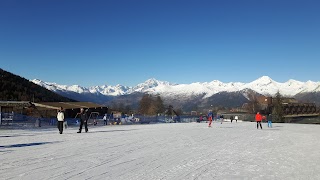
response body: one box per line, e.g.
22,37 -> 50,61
0,101 -> 32,108
33,102 -> 105,110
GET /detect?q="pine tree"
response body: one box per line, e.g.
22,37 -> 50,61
155,95 -> 165,114
147,103 -> 157,115
139,94 -> 152,115
124,105 -> 131,114
273,91 -> 284,123
138,94 -> 166,115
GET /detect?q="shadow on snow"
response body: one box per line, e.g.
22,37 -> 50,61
87,129 -> 139,134
0,141 -> 61,149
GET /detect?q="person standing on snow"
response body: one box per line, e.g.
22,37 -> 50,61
267,114 -> 272,128
235,115 -> 238,123
220,114 -> 224,124
62,108 -> 68,129
198,115 -> 203,123
255,112 -> 263,129
208,111 -> 213,127
57,107 -> 64,134
77,108 -> 89,133
103,114 -> 108,125
110,112 -> 114,125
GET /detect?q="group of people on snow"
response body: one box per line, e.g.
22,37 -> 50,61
204,113 -> 236,127
204,111 -> 272,129
56,107 -> 273,134
255,112 -> 273,129
56,108 -> 129,134
56,107 -> 89,134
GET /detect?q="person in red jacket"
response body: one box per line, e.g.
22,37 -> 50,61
208,111 -> 213,127
255,112 -> 263,129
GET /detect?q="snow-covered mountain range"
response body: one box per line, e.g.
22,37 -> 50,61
31,76 -> 320,98
31,76 -> 320,109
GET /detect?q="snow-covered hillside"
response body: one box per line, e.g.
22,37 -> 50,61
31,76 -> 320,99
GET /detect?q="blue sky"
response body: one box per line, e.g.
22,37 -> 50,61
1,0 -> 319,87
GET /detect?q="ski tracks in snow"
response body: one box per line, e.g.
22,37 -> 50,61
1,122 -> 320,179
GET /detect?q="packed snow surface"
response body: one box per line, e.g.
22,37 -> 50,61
1,122 -> 320,180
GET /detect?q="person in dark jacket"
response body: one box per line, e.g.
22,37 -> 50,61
220,114 -> 224,124
77,108 -> 89,133
110,112 -> 114,125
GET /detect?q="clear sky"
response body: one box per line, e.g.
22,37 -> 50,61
1,0 -> 319,87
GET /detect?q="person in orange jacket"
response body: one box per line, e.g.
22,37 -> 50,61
255,112 -> 263,129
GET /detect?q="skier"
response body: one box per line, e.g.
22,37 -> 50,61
255,112 -> 262,129
230,115 -> 234,123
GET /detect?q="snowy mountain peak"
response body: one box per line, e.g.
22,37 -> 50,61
32,79 -> 47,86
145,78 -> 168,85
32,79 -> 42,83
136,78 -> 172,88
145,78 -> 158,83
287,79 -> 301,83
31,76 -> 320,99
286,79 -> 303,86
208,80 -> 224,86
252,76 -> 274,84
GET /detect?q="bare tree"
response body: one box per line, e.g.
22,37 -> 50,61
246,93 -> 261,113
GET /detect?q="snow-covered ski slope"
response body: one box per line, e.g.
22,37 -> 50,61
1,122 -> 320,180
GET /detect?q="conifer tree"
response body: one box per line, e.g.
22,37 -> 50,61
155,95 -> 165,114
138,94 -> 165,115
273,91 -> 284,122
139,94 -> 152,115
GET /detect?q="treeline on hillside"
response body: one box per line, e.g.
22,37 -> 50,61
107,94 -> 165,115
138,94 -> 165,115
0,68 -> 75,102
137,94 -> 183,115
